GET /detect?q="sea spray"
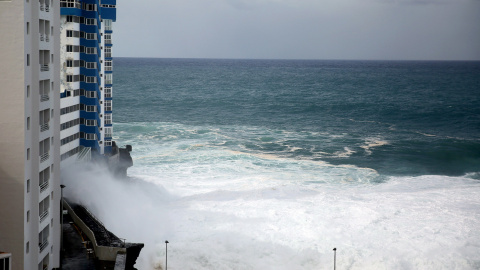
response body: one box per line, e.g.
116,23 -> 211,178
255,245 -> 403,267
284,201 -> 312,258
62,160 -> 480,269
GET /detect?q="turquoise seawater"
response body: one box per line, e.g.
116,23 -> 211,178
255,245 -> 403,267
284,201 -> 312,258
114,58 -> 480,177
80,58 -> 480,269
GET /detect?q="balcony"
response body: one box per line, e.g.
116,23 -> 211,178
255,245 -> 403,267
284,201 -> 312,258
40,152 -> 49,163
39,240 -> 49,252
39,210 -> 49,222
40,180 -> 49,192
40,65 -> 49,72
41,94 -> 50,102
60,2 -> 81,8
40,123 -> 49,132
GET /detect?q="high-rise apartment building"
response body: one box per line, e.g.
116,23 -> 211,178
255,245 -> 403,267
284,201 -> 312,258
59,0 -> 117,165
1,0 -> 124,268
0,0 -> 62,269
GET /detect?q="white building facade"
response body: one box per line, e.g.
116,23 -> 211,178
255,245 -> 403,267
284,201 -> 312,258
0,1 -> 61,270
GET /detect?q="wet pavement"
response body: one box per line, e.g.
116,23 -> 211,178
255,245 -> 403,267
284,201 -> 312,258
62,213 -> 97,270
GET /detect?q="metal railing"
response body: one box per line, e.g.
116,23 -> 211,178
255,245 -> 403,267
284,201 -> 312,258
40,180 -> 49,192
105,39 -> 112,45
40,4 -> 45,11
46,36 -> 50,42
41,95 -> 50,102
60,2 -> 81,8
40,34 -> 44,41
40,123 -> 49,132
41,65 -> 49,72
104,66 -> 112,71
39,210 -> 49,222
45,4 -> 50,12
39,240 -> 49,252
105,133 -> 112,138
40,152 -> 49,163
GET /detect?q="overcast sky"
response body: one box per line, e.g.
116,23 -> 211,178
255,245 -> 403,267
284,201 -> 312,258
114,0 -> 480,60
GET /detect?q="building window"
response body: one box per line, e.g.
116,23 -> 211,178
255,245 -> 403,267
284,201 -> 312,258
104,87 -> 112,98
26,242 -> 29,253
104,34 -> 112,44
104,127 -> 112,138
39,196 -> 50,222
104,47 -> 112,58
104,60 -> 112,71
27,210 -> 30,222
104,100 -> 112,112
105,73 -> 112,84
27,22 -> 30,34
104,114 -> 112,125
86,62 -> 96,69
86,47 -> 97,54
104,19 -> 112,31
27,85 -> 30,97
39,226 -> 49,252
83,3 -> 97,11
27,54 -> 30,66
39,167 -> 50,192
27,179 -> 30,193
86,105 -> 96,112
0,255 -> 11,270
27,117 -> 30,130
86,33 -> 96,40
85,119 -> 96,126
27,148 -> 30,160
85,18 -> 96,25
86,76 -> 97,83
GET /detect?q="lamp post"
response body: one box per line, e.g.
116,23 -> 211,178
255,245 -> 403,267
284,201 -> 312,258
333,248 -> 337,270
60,184 -> 66,269
165,240 -> 169,270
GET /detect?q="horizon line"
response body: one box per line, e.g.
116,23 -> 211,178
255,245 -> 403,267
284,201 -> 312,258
114,56 -> 480,62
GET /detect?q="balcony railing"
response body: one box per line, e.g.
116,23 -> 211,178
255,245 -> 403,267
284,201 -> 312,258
45,4 -> 50,12
105,133 -> 112,138
41,95 -> 50,102
40,4 -> 45,11
40,152 -> 49,163
105,66 -> 112,71
46,36 -> 50,42
60,2 -> 81,8
40,34 -> 44,41
105,53 -> 112,58
105,39 -> 112,44
39,240 -> 49,252
40,180 -> 49,192
40,65 -> 49,72
40,123 -> 49,132
39,210 -> 49,222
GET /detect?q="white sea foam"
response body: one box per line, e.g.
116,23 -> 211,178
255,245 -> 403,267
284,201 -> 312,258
63,143 -> 480,270
360,138 -> 389,155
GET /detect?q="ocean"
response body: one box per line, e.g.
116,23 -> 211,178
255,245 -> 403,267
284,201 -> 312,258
66,58 -> 480,269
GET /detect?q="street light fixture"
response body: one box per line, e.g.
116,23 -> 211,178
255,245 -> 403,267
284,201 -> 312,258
165,240 -> 169,270
60,184 -> 66,270
333,248 -> 337,270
